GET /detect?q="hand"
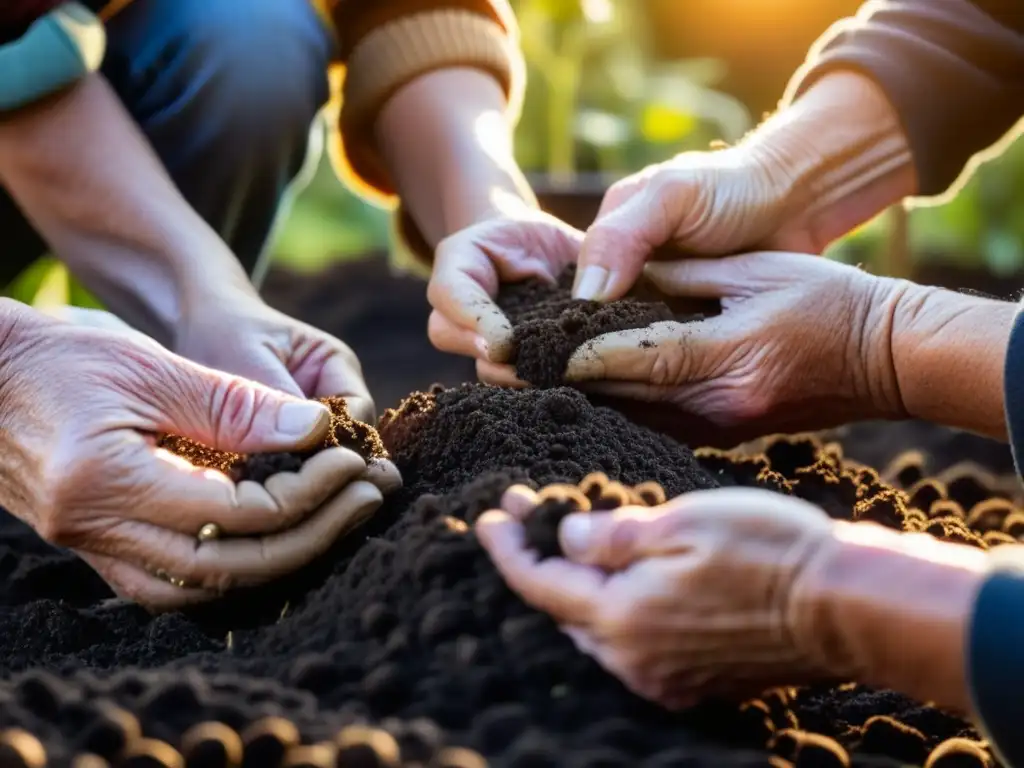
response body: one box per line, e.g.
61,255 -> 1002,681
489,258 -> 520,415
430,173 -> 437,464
476,485 -> 840,708
564,251 -> 906,444
0,301 -> 387,611
171,290 -> 377,424
480,484 -> 990,712
424,205 -> 584,382
574,145 -> 810,302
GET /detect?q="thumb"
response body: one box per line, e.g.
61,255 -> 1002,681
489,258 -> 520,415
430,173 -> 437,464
151,352 -> 331,454
576,186 -> 673,302
559,506 -> 667,571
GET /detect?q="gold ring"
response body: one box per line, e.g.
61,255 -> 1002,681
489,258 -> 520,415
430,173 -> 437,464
197,523 -> 222,543
153,569 -> 190,589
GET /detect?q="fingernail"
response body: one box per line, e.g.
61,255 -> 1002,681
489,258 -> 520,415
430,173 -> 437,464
276,400 -> 330,440
573,266 -> 610,301
475,335 -> 491,361
560,513 -> 593,557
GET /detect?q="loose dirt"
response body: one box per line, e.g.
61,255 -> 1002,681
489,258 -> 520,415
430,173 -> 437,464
496,266 -> 695,388
0,382 -> 1010,768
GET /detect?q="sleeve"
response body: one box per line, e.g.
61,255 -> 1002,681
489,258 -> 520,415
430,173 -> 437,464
325,0 -> 525,207
1004,305 -> 1024,480
782,0 -> 1024,198
0,3 -> 106,113
966,544 -> 1024,768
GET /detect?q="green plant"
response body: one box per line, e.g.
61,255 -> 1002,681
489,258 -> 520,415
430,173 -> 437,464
511,0 -> 751,178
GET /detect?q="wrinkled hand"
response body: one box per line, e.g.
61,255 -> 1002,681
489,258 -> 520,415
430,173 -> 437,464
173,290 -> 377,424
477,485 -> 839,708
0,301 -> 388,611
564,252 -> 906,443
575,146 -> 809,302
425,206 -> 583,381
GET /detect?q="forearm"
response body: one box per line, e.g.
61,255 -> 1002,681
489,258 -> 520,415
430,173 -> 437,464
740,70 -> 917,253
781,0 -> 1024,200
888,282 -> 1014,439
0,74 -> 255,345
798,521 -> 987,715
375,67 -> 536,247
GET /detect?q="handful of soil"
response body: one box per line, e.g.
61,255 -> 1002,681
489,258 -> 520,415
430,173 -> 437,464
523,471 -> 667,558
496,265 -> 688,388
157,396 -> 388,484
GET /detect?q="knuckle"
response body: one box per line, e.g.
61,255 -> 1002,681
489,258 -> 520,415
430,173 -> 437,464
209,376 -> 261,445
595,602 -> 637,638
425,277 -> 450,312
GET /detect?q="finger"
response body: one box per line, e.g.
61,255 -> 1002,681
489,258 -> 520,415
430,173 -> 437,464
136,346 -> 332,454
594,165 -> 658,221
312,351 -> 375,417
106,481 -> 385,592
257,447 -> 370,530
564,319 -> 722,383
344,395 -> 377,426
476,509 -> 604,625
80,553 -> 217,612
568,487 -> 829,564
360,459 -> 403,495
428,310 -> 488,360
500,484 -> 540,521
643,256 -> 762,299
577,184 -> 674,302
558,506 -> 672,570
195,480 -> 383,587
476,359 -> 529,388
133,443 -> 367,536
427,246 -> 516,363
205,347 -> 307,399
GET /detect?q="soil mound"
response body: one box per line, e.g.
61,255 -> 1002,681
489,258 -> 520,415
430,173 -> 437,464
496,266 -> 691,388
0,385 -> 1014,767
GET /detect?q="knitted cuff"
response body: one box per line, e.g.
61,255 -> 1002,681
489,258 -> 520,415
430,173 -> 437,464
331,8 -> 525,205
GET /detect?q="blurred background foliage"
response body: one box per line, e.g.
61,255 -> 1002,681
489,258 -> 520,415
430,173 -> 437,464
7,0 -> 1024,307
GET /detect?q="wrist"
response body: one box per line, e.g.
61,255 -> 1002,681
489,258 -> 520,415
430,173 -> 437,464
742,70 -> 916,251
376,67 -> 538,246
793,522 -> 986,712
891,282 -> 1015,438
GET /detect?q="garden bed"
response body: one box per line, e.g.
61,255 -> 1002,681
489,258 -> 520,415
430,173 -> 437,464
0,267 -> 1015,767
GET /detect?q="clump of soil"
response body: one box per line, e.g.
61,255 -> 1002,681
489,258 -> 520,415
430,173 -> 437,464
0,384 -> 1013,767
496,265 -> 686,387
157,396 -> 387,484
522,472 -> 666,559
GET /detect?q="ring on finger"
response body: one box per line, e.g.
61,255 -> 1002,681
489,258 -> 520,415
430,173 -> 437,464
196,522 -> 222,544
153,569 -> 192,590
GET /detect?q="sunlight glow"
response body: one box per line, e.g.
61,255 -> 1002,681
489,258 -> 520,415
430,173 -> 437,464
581,0 -> 613,24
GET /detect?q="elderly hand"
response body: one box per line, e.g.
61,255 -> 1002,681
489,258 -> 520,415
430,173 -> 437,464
564,251 -> 907,443
478,484 -> 989,712
0,301 -> 391,611
477,485 -> 840,707
573,145 -> 808,302
170,288 -> 379,424
424,204 -> 584,381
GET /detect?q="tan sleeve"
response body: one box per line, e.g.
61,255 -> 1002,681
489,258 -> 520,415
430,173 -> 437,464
324,0 -> 525,207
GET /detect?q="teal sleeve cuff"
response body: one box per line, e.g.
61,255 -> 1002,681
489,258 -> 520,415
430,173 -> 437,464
0,2 -> 105,113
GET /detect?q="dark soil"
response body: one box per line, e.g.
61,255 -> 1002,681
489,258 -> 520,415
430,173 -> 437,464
0,382 -> 1013,767
157,396 -> 388,484
496,265 -> 694,388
